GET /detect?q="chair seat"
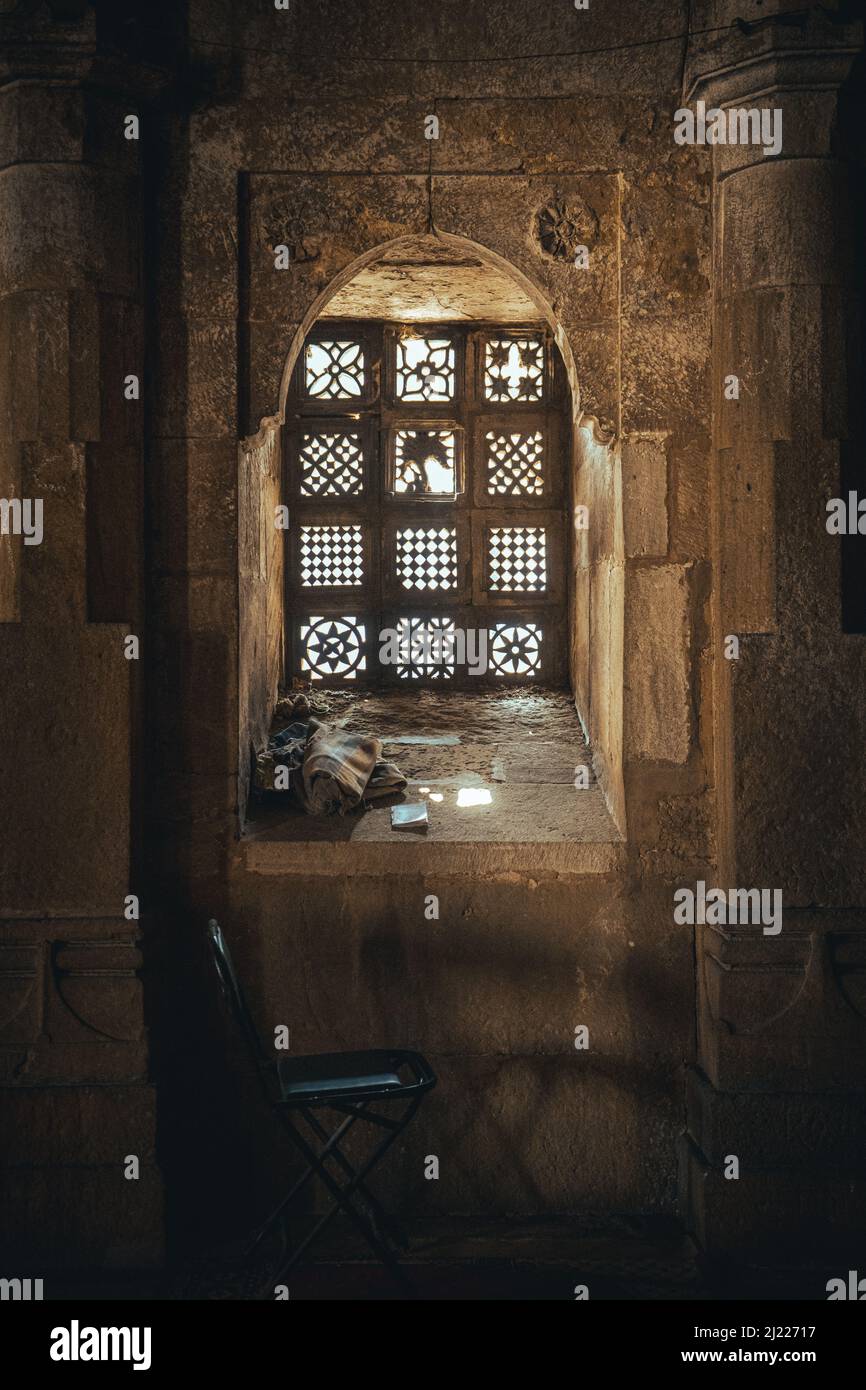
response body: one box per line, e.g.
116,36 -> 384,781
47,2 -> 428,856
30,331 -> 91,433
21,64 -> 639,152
275,1049 -> 434,1105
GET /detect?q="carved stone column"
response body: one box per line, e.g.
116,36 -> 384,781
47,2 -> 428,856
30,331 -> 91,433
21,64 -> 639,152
681,2 -> 866,1264
0,2 -> 165,1268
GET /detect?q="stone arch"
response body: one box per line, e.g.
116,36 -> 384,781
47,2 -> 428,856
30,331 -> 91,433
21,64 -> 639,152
272,231 -> 586,435
240,229 -> 623,833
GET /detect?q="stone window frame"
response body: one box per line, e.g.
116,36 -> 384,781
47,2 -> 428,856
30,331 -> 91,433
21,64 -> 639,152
284,319 -> 570,687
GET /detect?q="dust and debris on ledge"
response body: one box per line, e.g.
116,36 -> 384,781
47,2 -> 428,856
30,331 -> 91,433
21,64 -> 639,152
249,685 -> 608,843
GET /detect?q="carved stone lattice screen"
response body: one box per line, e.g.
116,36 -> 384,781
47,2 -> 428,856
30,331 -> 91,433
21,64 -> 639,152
286,322 -> 569,685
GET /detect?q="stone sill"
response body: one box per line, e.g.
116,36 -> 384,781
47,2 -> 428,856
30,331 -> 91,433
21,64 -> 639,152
239,787 -> 623,878
239,687 -> 624,877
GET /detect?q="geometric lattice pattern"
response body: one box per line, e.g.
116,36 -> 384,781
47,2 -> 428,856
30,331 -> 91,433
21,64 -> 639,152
299,431 -> 365,497
299,526 -> 364,587
395,336 -> 455,402
396,527 -> 458,590
485,430 -> 545,496
305,340 -> 365,399
484,335 -> 545,402
299,615 -> 366,681
489,622 -> 542,676
394,616 -> 457,679
394,429 -> 457,496
487,527 -> 547,591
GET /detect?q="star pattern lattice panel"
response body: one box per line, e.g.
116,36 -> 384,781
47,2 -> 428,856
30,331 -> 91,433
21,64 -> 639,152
484,335 -> 545,402
487,526 -> 547,592
489,622 -> 542,676
395,527 -> 458,590
299,525 -> 364,587
393,429 -> 457,496
304,340 -> 366,400
485,430 -> 545,497
395,336 -> 455,402
299,615 -> 367,681
299,431 -> 365,496
394,617 -> 457,679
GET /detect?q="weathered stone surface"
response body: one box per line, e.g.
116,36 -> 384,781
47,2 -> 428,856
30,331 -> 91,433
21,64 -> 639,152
0,1166 -> 164,1269
624,565 -> 691,764
621,309 -> 711,434
721,159 -> 853,295
1,0 -> 862,1276
432,174 -> 621,327
622,182 -> 710,317
622,434 -> 669,558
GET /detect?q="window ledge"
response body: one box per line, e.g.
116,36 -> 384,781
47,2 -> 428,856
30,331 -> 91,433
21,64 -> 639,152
239,689 -> 623,878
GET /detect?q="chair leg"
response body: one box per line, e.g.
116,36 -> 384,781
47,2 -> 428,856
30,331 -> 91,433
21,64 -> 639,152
245,1107 -> 362,1257
274,1104 -> 417,1294
300,1106 -> 409,1252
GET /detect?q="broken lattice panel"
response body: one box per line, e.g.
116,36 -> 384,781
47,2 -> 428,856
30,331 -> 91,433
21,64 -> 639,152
393,429 -> 457,496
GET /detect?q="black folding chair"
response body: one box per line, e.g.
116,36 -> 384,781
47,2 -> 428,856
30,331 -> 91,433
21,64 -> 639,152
207,918 -> 436,1292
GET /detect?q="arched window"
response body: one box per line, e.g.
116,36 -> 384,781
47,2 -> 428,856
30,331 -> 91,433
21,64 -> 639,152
285,320 -> 569,686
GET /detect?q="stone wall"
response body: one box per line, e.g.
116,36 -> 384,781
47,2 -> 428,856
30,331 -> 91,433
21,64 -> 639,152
1,0 -> 863,1267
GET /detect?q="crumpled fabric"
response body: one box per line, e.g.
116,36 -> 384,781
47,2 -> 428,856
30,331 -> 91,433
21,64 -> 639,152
254,717 -> 407,815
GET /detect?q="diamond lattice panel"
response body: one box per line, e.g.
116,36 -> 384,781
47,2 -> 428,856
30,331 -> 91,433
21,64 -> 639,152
485,430 -> 544,496
300,526 -> 364,587
396,527 -> 457,590
299,431 -> 364,496
394,617 -> 457,679
300,616 -> 366,680
484,335 -> 545,402
395,336 -> 455,402
489,623 -> 542,676
304,341 -> 365,399
487,527 -> 547,591
394,429 -> 457,496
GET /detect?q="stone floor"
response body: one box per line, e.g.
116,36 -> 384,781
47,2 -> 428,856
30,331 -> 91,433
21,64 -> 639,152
45,1216 -> 838,1302
243,688 -> 622,875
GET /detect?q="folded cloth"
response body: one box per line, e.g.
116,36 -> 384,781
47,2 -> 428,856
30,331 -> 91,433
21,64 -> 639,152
254,719 -> 323,794
300,725 -> 383,816
363,760 -> 408,802
255,717 -> 408,814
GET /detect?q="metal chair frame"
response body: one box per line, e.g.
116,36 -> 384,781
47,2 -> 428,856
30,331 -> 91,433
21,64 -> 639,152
207,919 -> 436,1292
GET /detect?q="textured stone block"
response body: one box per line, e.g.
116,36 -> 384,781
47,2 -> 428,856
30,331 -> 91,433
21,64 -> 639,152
0,625 -> 131,914
622,434 -> 669,558
721,159 -> 853,294
0,1165 -> 163,1270
621,310 -> 711,435
433,174 -> 621,327
621,181 -> 710,317
624,565 -> 691,763
247,174 -> 429,325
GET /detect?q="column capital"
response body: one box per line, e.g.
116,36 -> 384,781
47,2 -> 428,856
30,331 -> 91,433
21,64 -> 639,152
0,0 -> 179,100
684,6 -> 862,108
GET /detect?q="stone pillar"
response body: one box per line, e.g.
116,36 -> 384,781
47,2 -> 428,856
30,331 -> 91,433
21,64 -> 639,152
0,4 -> 163,1268
681,3 -> 866,1264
